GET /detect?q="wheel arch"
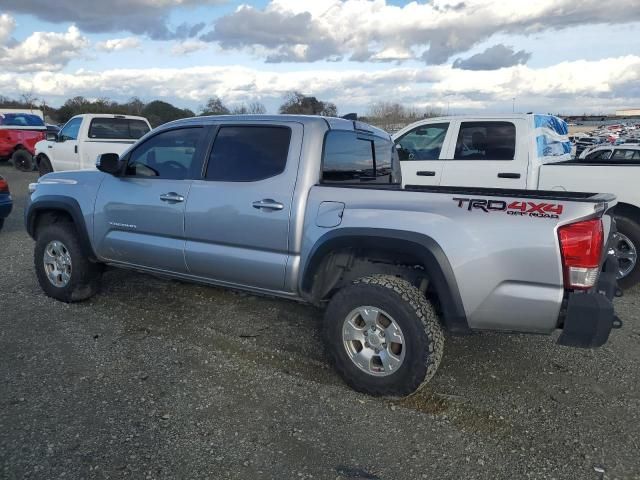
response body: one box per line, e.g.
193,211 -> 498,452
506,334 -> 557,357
614,202 -> 640,223
301,228 -> 469,333
26,195 -> 97,261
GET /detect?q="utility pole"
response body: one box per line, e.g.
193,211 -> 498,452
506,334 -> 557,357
512,97 -> 515,113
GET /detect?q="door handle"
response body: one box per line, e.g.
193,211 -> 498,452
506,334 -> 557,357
160,192 -> 185,203
252,199 -> 284,211
497,173 -> 521,179
417,171 -> 436,177
74,145 -> 78,154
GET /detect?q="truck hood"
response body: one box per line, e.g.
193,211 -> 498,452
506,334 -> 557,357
38,169 -> 107,186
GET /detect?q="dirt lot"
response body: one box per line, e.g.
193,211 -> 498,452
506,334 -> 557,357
1,164 -> 639,480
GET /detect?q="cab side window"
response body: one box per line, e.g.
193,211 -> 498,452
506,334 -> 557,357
59,118 -> 82,141
205,126 -> 291,182
454,121 -> 516,160
125,127 -> 206,180
395,123 -> 449,161
322,130 -> 397,184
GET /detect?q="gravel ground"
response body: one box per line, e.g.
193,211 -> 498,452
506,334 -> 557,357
0,164 -> 639,480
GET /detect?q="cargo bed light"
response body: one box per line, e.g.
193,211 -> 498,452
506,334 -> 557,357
558,219 -> 604,290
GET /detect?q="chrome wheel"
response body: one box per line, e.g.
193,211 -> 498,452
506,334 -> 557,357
610,232 -> 637,279
342,306 -> 405,377
43,240 -> 72,288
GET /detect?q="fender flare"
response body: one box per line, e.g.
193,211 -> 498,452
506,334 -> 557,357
301,228 -> 469,333
25,195 -> 97,261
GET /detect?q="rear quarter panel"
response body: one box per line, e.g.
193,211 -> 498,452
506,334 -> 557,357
301,186 -> 609,333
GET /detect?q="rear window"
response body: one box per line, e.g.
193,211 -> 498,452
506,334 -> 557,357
454,121 -> 516,160
88,118 -> 150,139
322,130 -> 397,184
0,113 -> 44,127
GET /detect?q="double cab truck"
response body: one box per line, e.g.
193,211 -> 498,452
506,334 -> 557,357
0,109 -> 46,171
394,114 -> 640,289
26,115 -> 620,396
34,114 -> 152,176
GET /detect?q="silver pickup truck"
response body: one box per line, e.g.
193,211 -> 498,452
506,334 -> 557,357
25,115 -> 621,396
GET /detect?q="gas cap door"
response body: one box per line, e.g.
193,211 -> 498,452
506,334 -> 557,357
316,201 -> 345,228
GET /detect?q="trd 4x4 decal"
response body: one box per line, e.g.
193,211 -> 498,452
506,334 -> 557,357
453,198 -> 564,219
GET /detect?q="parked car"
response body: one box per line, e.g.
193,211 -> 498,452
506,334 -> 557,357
0,175 -> 12,231
394,114 -> 640,289
34,114 -> 152,175
0,110 -> 46,172
26,115 -> 620,396
578,145 -> 640,162
574,136 -> 601,157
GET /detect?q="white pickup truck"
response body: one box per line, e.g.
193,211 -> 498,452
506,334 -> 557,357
35,114 -> 151,175
394,113 -> 640,288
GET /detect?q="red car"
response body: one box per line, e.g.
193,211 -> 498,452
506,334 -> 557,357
0,111 -> 46,171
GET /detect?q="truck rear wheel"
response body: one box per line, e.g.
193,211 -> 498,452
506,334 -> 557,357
12,149 -> 34,172
37,155 -> 53,176
323,275 -> 444,397
613,215 -> 640,289
34,223 -> 102,302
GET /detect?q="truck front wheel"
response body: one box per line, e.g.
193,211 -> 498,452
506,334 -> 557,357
37,155 -> 53,176
323,275 -> 444,397
613,215 -> 640,289
34,223 -> 102,302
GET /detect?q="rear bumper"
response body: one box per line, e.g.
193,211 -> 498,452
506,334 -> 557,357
557,255 -> 620,348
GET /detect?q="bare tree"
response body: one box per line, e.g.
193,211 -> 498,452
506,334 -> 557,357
200,96 -> 230,116
247,101 -> 266,114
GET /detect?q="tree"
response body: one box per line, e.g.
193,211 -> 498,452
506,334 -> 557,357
125,97 -> 145,115
200,96 -> 230,116
278,91 -> 337,117
230,101 -> 267,115
247,101 -> 266,114
142,100 -> 195,127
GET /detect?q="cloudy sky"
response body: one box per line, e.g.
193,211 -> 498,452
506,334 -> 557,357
1,0 -> 639,115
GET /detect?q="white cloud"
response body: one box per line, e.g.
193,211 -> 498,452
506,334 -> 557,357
170,39 -> 208,55
0,17 -> 89,72
205,0 -> 640,63
96,37 -> 141,52
0,55 -> 638,114
0,13 -> 15,44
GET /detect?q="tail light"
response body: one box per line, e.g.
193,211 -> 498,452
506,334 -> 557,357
0,177 -> 8,193
558,219 -> 604,290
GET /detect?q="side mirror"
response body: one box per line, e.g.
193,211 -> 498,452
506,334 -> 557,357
46,132 -> 58,142
96,153 -> 122,175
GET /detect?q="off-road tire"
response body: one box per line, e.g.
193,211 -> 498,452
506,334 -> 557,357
323,274 -> 444,397
34,222 -> 102,302
615,214 -> 640,290
37,155 -> 53,176
12,149 -> 33,172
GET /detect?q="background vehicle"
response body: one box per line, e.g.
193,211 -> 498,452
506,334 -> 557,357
578,144 -> 640,161
34,114 -> 152,175
26,115 -> 619,396
394,113 -> 640,288
0,109 -> 46,172
0,175 -> 12,231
